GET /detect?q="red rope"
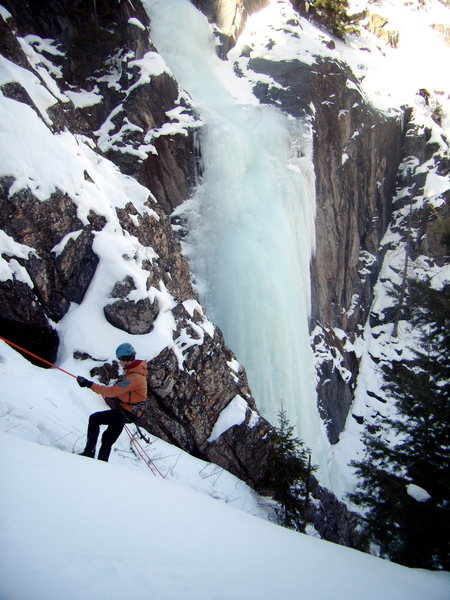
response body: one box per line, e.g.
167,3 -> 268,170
0,335 -> 164,477
124,425 -> 165,478
0,335 -> 77,378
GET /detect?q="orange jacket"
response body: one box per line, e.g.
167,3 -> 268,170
91,360 -> 148,416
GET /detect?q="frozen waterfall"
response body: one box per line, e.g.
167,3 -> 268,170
144,0 -> 330,478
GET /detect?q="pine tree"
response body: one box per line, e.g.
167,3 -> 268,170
309,0 -> 360,38
268,409 -> 315,532
349,279 -> 450,569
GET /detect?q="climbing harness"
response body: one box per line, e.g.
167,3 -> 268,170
132,401 -> 147,415
0,335 -> 164,477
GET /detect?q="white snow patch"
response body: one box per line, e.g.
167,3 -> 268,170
1,429 -> 449,600
0,55 -> 58,123
208,395 -> 248,442
424,170 -> 450,207
227,358 -> 240,373
128,50 -> 167,93
0,5 -> 12,21
64,87 -> 103,108
0,231 -> 38,285
182,299 -> 215,337
407,483 -> 432,503
51,230 -> 83,257
128,17 -> 146,30
18,35 -> 68,102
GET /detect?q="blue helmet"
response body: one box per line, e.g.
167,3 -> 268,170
115,343 -> 136,359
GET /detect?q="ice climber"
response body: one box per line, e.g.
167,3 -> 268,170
77,343 -> 148,461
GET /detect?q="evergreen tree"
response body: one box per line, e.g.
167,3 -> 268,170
309,0 -> 360,38
268,409 -> 315,532
349,279 -> 450,569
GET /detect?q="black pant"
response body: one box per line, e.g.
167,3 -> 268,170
85,409 -> 133,462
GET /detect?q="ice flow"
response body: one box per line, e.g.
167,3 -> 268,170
144,0 -> 330,479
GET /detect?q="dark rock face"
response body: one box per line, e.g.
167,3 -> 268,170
0,182 -> 103,322
247,55 -> 405,442
144,321 -> 275,485
1,0 -> 197,213
306,474 -> 367,550
104,297 -> 159,335
308,69 -> 405,443
312,324 -> 359,444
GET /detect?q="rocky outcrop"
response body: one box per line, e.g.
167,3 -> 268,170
193,0 -> 269,49
2,0 -> 197,214
0,177 -> 102,363
306,474 -> 367,550
237,49 -> 405,442
307,64 -> 405,442
366,11 -> 399,48
91,321 -> 274,486
383,110 -> 450,271
0,0 -> 274,488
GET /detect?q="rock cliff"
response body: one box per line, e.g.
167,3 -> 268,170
193,0 -> 269,51
1,0 -> 448,549
241,51 -> 405,442
227,0 -> 448,448
0,0 -> 274,489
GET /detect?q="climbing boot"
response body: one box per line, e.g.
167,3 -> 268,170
97,444 -> 112,462
79,448 -> 95,458
79,442 -> 96,458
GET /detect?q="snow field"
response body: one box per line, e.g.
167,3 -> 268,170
1,432 -> 449,600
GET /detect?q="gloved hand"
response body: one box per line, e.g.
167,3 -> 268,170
77,376 -> 93,388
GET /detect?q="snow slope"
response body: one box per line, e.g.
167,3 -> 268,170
0,338 -> 448,598
1,432 -> 449,600
0,339 -> 264,516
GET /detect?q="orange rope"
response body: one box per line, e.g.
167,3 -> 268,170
0,335 -> 77,378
